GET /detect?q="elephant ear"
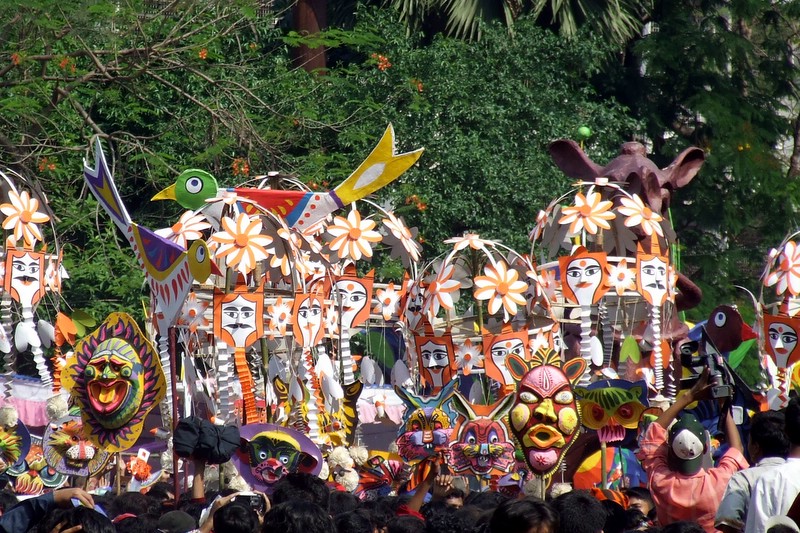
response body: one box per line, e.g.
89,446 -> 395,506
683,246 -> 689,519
549,139 -> 603,179
506,354 -> 530,381
563,358 -> 586,386
663,147 -> 705,189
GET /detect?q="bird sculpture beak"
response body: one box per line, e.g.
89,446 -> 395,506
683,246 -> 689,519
210,261 -> 223,277
151,183 -> 177,201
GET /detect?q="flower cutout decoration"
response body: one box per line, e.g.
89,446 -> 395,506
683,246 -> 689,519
537,269 -> 559,302
155,212 -> 211,248
382,212 -> 421,266
423,263 -> 462,320
474,261 -> 528,321
765,241 -> 800,296
558,191 -> 615,235
267,297 -> 293,339
326,209 -> 381,261
617,194 -> 664,237
606,260 -> 636,296
0,190 -> 50,248
178,292 -> 209,333
444,233 -> 492,253
44,258 -> 61,292
324,301 -> 339,337
210,213 -> 273,275
374,282 -> 402,321
455,339 -> 483,375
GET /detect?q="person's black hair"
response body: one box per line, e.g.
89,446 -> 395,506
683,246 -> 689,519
270,472 -> 331,510
750,410 -> 790,458
767,525 -> 800,533
330,490 -> 362,516
262,500 -> 335,533
360,499 -> 394,529
44,506 -> 115,533
786,397 -> 800,445
551,490 -> 606,533
109,491 -> 159,518
426,510 -> 470,533
445,488 -> 465,500
335,510 -> 374,533
623,487 -> 656,520
600,500 -> 627,533
387,516 -> 426,533
115,513 -> 159,533
489,498 -> 559,533
464,491 -> 509,511
178,500 -> 206,524
621,509 -> 649,531
215,501 -> 260,533
421,500 -> 453,521
0,489 -> 17,513
660,521 -> 704,533
147,481 -> 176,502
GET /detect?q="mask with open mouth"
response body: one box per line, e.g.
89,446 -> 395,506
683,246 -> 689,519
450,391 -> 515,476
574,379 -> 648,446
62,313 -> 166,452
506,347 -> 585,479
395,379 -> 458,465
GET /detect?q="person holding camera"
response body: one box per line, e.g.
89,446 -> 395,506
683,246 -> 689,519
636,368 -> 748,532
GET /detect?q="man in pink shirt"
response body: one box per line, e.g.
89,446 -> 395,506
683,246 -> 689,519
637,369 -> 749,532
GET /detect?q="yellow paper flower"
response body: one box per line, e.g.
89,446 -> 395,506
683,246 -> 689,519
327,209 -> 381,261
0,190 -> 50,247
210,213 -> 273,274
155,211 -> 211,248
558,191 -> 615,235
617,194 -> 664,237
473,261 -> 528,320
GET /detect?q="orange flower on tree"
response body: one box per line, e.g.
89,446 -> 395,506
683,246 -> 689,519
198,48 -> 208,60
558,190 -> 615,235
210,213 -> 273,275
326,209 -> 381,261
155,211 -> 211,248
474,261 -> 528,321
0,190 -> 50,248
617,194 -> 664,237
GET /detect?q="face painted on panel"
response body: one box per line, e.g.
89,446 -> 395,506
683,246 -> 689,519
293,294 -> 323,348
221,295 -> 257,347
559,251 -> 608,306
418,339 -> 453,390
83,338 -> 144,430
489,339 -> 524,385
763,315 -> 800,368
637,255 -> 668,306
5,251 -> 44,307
335,279 -> 369,329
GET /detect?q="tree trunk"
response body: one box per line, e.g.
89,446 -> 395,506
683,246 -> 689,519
291,0 -> 327,73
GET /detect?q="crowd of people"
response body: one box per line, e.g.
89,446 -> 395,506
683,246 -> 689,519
3,373 -> 800,533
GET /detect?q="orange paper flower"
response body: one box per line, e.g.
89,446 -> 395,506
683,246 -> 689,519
0,190 -> 50,247
617,194 -> 664,237
156,211 -> 211,248
423,263 -> 461,319
210,213 -> 273,274
326,209 -> 381,261
473,261 -> 528,320
558,191 -> 615,235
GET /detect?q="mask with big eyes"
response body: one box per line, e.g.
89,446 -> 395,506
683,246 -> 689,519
763,314 -> 800,368
83,338 -> 144,430
333,269 -> 374,329
248,434 -> 302,485
44,416 -> 110,477
505,348 -> 585,478
574,380 -> 648,445
450,392 -> 516,476
395,380 -> 458,465
415,326 -> 456,394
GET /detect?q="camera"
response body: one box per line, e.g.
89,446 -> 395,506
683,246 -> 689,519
679,328 -> 735,399
232,492 -> 266,514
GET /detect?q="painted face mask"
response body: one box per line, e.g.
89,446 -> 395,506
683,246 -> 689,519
483,326 -> 528,387
333,268 -> 374,329
574,379 -> 648,445
506,348 -> 585,478
450,392 -> 516,476
292,292 -> 324,348
0,419 -> 30,475
233,423 -> 322,494
9,444 -> 68,496
415,323 -> 456,394
62,313 -> 166,452
395,380 -> 457,465
636,244 -> 670,306
763,314 -> 800,368
44,416 -> 110,477
214,287 -> 264,349
4,250 -> 45,307
559,248 -> 609,306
